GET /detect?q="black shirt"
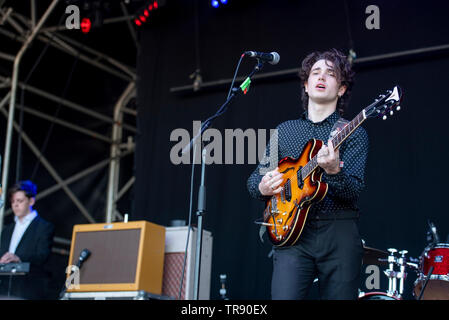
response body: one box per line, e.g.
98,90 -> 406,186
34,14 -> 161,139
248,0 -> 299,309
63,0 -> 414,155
247,110 -> 369,214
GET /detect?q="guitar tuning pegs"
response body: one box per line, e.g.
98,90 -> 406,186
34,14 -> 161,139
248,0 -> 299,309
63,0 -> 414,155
382,115 -> 387,120
396,105 -> 401,111
390,110 -> 394,116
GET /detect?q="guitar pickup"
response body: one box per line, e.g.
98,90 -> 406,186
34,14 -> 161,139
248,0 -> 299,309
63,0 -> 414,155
284,179 -> 292,202
297,167 -> 304,189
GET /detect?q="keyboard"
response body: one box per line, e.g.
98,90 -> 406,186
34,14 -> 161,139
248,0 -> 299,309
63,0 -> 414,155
0,262 -> 30,275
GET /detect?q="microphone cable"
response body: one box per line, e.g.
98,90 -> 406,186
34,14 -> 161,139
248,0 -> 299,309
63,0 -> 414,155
177,52 -> 246,300
178,137 -> 199,300
226,53 -> 245,100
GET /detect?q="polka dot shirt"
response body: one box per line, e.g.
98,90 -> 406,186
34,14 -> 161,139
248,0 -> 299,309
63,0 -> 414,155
247,110 -> 369,215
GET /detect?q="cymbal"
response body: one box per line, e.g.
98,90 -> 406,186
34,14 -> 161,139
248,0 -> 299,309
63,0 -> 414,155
363,246 -> 389,265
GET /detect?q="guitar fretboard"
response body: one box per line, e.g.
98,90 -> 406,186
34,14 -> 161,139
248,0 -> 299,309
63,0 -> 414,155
300,111 -> 366,180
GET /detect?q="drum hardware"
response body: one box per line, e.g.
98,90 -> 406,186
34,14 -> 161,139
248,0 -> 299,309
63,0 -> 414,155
375,248 -> 419,299
417,266 -> 434,300
362,244 -> 389,266
358,291 -> 400,300
413,243 -> 449,300
359,223 -> 449,300
382,248 -> 399,297
397,250 -> 408,296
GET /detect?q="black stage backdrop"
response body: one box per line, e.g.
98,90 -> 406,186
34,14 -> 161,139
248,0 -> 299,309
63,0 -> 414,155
133,0 -> 449,299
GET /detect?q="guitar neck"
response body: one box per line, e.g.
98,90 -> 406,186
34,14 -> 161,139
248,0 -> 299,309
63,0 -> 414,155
302,110 -> 367,179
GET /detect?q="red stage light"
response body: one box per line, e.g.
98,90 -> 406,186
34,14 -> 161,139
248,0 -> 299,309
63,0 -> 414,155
80,18 -> 91,34
139,15 -> 146,22
135,18 -> 142,26
154,1 -> 158,9
148,4 -> 153,10
144,9 -> 149,17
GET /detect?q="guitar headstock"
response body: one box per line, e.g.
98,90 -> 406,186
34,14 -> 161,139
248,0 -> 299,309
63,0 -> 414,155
364,86 -> 403,120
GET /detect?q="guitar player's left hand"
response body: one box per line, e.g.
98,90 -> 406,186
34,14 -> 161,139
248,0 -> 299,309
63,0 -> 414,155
317,139 -> 341,175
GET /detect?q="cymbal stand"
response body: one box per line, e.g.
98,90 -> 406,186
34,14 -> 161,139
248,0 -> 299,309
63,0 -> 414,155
384,248 -> 398,296
396,250 -> 409,298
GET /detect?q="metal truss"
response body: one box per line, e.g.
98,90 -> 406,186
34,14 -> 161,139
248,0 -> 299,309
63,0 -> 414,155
170,44 -> 449,93
0,1 -> 138,252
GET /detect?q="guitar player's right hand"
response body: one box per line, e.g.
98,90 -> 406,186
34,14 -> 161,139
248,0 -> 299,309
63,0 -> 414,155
259,167 -> 284,196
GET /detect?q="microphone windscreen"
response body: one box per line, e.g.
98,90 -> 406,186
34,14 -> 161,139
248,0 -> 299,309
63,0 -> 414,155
269,52 -> 280,65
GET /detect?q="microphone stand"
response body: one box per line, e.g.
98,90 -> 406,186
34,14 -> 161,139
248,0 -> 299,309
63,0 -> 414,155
59,264 -> 78,299
183,60 -> 266,300
0,155 -> 3,210
59,251 -> 89,299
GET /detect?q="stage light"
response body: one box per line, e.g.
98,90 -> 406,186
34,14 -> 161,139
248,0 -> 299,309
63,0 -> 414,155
211,0 -> 228,8
80,17 -> 91,34
134,0 -> 166,27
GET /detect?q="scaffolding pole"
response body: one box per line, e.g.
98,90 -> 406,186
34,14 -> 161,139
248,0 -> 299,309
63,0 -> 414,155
2,150 -> 134,219
0,106 -> 96,224
0,75 -> 137,133
0,22 -> 135,83
0,0 -> 59,238
105,81 -> 135,223
0,2 -> 137,237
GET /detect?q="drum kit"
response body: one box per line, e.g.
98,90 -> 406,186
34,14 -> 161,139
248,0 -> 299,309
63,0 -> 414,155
358,221 -> 449,300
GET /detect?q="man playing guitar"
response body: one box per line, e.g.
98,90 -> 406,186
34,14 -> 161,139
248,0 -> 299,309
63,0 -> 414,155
247,49 -> 369,300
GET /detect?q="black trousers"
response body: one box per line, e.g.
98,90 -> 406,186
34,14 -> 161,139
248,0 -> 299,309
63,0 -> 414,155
271,214 -> 364,300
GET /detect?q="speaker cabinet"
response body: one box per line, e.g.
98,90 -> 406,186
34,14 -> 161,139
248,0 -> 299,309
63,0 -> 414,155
67,221 -> 165,294
162,227 -> 213,300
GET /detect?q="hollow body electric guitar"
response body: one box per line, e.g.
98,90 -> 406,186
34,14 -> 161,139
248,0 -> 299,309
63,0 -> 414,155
263,86 -> 403,247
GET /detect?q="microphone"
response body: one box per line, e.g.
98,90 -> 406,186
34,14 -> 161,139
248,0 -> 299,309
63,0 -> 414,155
244,51 -> 280,65
76,248 -> 91,268
59,248 -> 91,299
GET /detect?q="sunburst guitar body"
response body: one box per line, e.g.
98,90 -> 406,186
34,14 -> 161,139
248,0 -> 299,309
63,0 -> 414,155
263,139 -> 328,247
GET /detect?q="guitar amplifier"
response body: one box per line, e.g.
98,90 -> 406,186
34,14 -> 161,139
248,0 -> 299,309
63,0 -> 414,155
162,227 -> 213,300
66,221 -> 165,295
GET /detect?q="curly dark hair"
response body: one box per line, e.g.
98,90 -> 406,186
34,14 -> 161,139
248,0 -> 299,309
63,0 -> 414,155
298,48 -> 355,115
8,180 -> 37,201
